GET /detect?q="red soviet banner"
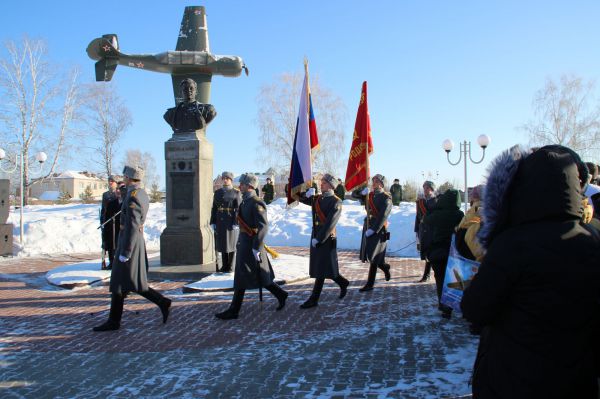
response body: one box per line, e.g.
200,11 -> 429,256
344,81 -> 373,191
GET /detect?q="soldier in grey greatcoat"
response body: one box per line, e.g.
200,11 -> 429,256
298,173 -> 350,309
352,174 -> 393,292
215,173 -> 288,320
210,171 -> 241,272
93,165 -> 172,332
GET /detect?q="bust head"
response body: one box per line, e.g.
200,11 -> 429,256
180,78 -> 197,103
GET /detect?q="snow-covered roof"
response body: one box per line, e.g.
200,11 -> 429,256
53,171 -> 103,180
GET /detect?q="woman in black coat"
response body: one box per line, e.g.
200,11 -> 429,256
461,145 -> 600,399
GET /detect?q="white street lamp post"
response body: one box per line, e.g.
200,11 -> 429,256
442,135 -> 490,212
0,148 -> 47,245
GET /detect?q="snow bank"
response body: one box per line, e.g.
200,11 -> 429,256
6,198 -> 419,258
183,253 -> 309,292
45,259 -> 110,288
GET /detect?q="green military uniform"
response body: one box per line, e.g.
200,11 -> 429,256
334,182 -> 346,200
390,182 -> 403,206
262,181 -> 275,204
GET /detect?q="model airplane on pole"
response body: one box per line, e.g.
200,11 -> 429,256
86,6 -> 247,103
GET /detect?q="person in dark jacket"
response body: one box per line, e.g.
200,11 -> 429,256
334,178 -> 346,200
261,177 -> 275,204
100,175 -> 118,268
210,171 -> 241,272
215,173 -> 288,320
461,145 -> 600,399
298,173 -> 350,309
414,181 -> 437,282
421,188 -> 463,318
352,174 -> 393,292
389,178 -> 403,206
94,166 -> 172,332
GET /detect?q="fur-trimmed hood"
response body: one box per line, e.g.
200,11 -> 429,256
477,145 -> 587,251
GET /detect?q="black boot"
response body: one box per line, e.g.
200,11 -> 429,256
215,289 -> 244,320
418,262 -> 431,282
265,283 -> 288,311
139,288 -> 171,324
378,263 -> 391,281
333,275 -> 350,299
359,263 -> 377,292
300,278 -> 324,309
220,252 -> 233,273
93,293 -> 124,332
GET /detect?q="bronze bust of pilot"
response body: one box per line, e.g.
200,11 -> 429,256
164,78 -> 217,133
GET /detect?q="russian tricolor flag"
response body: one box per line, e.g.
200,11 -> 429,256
287,63 -> 319,204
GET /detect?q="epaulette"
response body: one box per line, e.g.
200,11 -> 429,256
233,187 -> 240,192
333,194 -> 342,202
130,190 -> 138,198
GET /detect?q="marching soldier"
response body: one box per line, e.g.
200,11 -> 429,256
100,176 -> 118,268
262,177 -> 275,204
93,165 -> 172,331
415,181 -> 437,282
352,174 -> 393,291
298,173 -> 350,309
215,173 -> 288,320
210,171 -> 242,272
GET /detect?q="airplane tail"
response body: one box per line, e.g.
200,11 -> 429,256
86,34 -> 121,81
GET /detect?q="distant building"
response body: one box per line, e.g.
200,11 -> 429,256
29,171 -> 108,201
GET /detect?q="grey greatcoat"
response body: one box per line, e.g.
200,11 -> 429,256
233,191 -> 275,290
354,189 -> 392,264
110,184 -> 150,294
210,186 -> 242,253
299,192 -> 342,279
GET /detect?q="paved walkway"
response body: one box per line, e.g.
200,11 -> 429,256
0,248 -> 477,398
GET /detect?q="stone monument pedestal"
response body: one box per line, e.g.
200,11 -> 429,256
160,130 -> 216,267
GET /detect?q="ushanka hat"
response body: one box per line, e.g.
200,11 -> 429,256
239,173 -> 258,188
321,173 -> 339,189
122,165 -> 144,181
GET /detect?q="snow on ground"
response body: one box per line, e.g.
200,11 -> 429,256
45,259 -> 110,288
6,198 -> 418,257
183,253 -> 309,292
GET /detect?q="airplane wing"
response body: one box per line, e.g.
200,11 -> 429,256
176,6 -> 209,52
171,73 -> 212,105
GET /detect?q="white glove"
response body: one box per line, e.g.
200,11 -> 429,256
306,187 -> 316,198
119,255 -> 129,263
311,238 -> 319,248
365,229 -> 375,237
210,224 -> 216,231
232,225 -> 239,230
361,187 -> 369,196
252,249 -> 261,262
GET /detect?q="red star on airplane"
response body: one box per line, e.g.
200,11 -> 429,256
102,45 -> 110,52
136,62 -> 144,68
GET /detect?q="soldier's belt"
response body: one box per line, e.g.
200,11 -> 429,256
217,207 -> 235,212
237,215 -> 258,237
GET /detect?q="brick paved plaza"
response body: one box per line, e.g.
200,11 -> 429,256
0,248 -> 477,398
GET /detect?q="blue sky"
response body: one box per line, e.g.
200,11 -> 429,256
2,0 -> 600,190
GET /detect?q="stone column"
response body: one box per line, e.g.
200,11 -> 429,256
160,129 -> 216,266
0,179 -> 12,256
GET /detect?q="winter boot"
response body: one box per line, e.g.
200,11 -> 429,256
378,263 -> 391,281
333,275 -> 350,299
359,263 -> 377,292
215,289 -> 244,320
300,278 -> 324,309
265,283 -> 288,311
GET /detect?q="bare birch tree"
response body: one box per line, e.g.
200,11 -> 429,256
522,74 -> 600,162
121,149 -> 158,188
0,37 -> 82,203
255,72 -> 348,175
83,83 -> 132,177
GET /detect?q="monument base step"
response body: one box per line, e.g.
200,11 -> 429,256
148,257 -> 217,281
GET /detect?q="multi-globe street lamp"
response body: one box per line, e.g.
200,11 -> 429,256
0,148 -> 48,245
442,135 -> 490,212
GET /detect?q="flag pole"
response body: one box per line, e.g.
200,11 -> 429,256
361,81 -> 370,262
